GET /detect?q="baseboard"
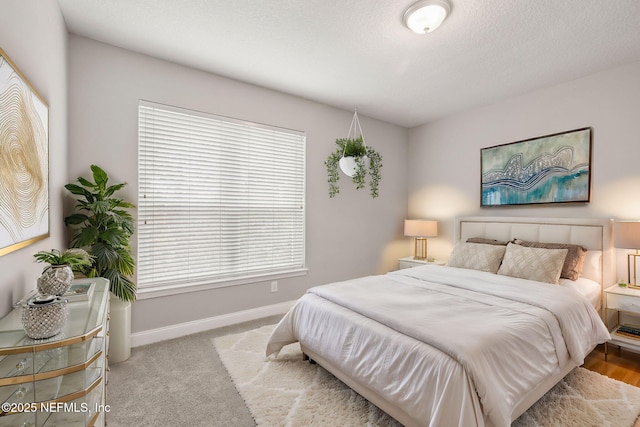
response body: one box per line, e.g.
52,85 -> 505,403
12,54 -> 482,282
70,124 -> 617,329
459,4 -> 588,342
131,300 -> 296,347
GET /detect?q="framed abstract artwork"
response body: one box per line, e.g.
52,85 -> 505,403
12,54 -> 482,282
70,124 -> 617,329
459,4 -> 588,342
0,48 -> 49,256
481,127 -> 592,207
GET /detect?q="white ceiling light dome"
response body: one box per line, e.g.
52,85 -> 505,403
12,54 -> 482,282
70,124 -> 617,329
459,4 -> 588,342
403,0 -> 452,34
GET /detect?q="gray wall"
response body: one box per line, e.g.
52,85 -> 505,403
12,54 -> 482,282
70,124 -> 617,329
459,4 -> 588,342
408,60 -> 640,279
0,1 -> 68,317
67,35 -> 410,334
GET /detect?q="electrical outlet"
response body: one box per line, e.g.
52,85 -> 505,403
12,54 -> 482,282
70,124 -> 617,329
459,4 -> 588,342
271,281 -> 278,292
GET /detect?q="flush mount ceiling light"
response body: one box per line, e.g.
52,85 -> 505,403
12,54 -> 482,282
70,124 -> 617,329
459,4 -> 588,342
403,0 -> 452,34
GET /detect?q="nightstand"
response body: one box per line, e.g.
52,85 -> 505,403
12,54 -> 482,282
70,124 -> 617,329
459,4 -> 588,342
398,256 -> 445,270
604,285 -> 640,359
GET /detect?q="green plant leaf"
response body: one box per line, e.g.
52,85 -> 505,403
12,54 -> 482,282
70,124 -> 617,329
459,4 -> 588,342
90,200 -> 111,214
73,226 -> 100,247
77,176 -> 95,188
33,248 -> 93,268
104,183 -> 126,198
64,213 -> 89,226
102,269 -> 137,302
342,137 -> 366,157
91,242 -> 120,268
352,156 -> 366,190
64,183 -> 91,198
99,228 -> 126,247
91,164 -> 109,188
325,151 -> 341,198
115,246 -> 136,276
122,219 -> 135,235
116,201 -> 136,209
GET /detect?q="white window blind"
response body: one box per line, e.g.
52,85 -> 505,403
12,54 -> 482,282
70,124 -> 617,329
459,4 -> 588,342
138,101 -> 305,291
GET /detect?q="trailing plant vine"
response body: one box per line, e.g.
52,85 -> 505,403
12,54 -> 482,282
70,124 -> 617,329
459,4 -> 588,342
366,146 -> 382,198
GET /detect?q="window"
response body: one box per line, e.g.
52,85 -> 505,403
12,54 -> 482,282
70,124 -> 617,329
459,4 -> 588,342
138,101 -> 306,296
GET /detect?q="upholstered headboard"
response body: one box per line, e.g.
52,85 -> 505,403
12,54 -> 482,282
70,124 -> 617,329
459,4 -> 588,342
456,216 -> 614,287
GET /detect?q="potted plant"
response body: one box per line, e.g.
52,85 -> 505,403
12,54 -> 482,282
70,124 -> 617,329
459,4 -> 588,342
63,165 -> 136,302
33,248 -> 93,296
64,165 -> 136,362
325,136 -> 382,198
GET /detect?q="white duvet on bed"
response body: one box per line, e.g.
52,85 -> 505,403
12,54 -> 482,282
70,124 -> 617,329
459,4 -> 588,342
266,265 -> 610,427
559,277 -> 602,310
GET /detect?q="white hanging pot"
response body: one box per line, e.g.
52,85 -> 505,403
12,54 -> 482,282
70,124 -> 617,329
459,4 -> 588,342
339,156 -> 358,177
339,155 -> 368,177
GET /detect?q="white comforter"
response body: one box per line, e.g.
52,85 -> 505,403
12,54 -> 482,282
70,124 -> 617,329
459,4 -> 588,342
266,266 -> 610,427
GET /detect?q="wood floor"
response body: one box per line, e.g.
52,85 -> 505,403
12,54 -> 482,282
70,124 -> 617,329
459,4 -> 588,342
582,344 -> 640,387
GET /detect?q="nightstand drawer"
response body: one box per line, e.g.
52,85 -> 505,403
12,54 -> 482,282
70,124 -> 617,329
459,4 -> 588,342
607,293 -> 640,314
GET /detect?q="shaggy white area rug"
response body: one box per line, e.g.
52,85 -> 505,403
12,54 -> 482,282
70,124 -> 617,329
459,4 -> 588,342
214,325 -> 640,427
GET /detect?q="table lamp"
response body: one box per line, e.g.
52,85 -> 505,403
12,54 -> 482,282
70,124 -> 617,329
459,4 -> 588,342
404,219 -> 438,260
614,220 -> 640,289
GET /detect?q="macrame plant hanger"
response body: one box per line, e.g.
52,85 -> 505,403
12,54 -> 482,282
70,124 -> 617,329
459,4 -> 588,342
339,109 -> 367,177
343,109 -> 367,155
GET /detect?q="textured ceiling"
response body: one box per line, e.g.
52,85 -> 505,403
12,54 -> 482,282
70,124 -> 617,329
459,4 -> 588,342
57,0 -> 640,128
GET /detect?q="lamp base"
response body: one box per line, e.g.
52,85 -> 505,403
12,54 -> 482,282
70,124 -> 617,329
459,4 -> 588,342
413,237 -> 428,260
628,252 -> 640,289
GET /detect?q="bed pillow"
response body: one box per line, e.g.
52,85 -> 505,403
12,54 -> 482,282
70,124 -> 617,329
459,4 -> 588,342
513,239 -> 587,281
581,250 -> 602,283
447,242 -> 506,274
466,237 -> 509,246
497,243 -> 568,284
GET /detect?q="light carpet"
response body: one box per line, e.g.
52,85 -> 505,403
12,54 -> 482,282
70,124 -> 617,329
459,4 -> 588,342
214,324 -> 640,427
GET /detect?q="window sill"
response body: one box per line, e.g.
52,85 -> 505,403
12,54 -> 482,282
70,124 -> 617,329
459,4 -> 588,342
136,268 -> 308,300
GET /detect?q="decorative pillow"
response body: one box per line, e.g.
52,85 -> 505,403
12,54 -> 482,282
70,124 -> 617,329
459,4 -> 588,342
497,243 -> 568,284
513,239 -> 587,281
447,242 -> 506,274
466,237 -> 509,246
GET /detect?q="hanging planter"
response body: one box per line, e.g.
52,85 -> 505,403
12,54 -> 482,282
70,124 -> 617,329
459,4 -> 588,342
325,111 -> 382,198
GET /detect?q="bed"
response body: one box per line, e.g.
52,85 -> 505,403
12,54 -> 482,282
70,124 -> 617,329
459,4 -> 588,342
266,217 -> 613,427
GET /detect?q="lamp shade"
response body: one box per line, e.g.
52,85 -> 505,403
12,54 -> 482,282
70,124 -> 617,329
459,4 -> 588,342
404,220 -> 438,237
614,221 -> 640,249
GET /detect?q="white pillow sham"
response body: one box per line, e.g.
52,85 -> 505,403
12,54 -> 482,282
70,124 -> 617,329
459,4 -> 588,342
497,243 -> 568,284
581,250 -> 602,283
446,242 -> 506,274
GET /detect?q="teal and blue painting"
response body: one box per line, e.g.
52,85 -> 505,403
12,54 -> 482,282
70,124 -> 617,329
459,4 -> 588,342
481,128 -> 591,206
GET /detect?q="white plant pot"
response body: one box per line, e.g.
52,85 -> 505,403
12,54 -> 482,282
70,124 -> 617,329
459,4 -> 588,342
339,155 -> 368,177
339,156 -> 357,177
341,156 -> 370,178
109,293 -> 132,363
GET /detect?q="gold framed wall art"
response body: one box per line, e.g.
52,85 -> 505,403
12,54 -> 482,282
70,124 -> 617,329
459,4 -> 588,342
0,48 -> 49,256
